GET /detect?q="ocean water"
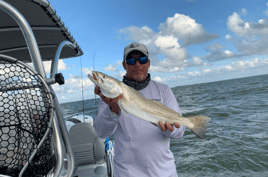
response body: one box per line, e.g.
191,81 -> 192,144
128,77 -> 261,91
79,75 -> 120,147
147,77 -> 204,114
60,74 -> 268,176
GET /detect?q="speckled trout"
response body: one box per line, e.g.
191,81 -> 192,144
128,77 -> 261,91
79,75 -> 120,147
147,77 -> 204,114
88,71 -> 211,139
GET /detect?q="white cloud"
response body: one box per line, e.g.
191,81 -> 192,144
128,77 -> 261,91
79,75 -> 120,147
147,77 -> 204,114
167,58 -> 268,81
188,71 -> 200,76
265,10 -> 268,16
112,70 -> 126,80
206,43 -> 224,51
44,60 -> 67,74
119,13 -> 217,73
204,58 -> 268,74
119,25 -> 155,44
265,3 -> 268,16
224,50 -> 233,56
202,68 -> 212,73
82,67 -> 93,76
51,72 -> 95,102
149,64 -> 185,73
225,34 -> 232,40
154,35 -> 180,49
104,64 -> 118,71
227,12 -> 248,36
259,19 -> 264,24
227,11 -> 268,38
167,75 -> 187,80
224,7 -> 268,57
159,13 -> 218,46
192,57 -> 203,65
65,73 -> 94,91
153,76 -> 166,82
153,58 -> 268,84
181,57 -> 204,67
240,8 -> 247,16
152,74 -> 188,83
115,60 -> 123,66
104,60 -> 122,72
154,35 -> 188,62
67,89 -> 74,94
170,67 -> 181,72
52,85 -> 61,91
203,43 -> 237,62
28,60 -> 67,74
226,10 -> 268,55
232,58 -> 268,69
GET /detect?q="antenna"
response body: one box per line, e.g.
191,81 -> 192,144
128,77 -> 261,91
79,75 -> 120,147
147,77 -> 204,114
80,56 -> 85,122
93,53 -> 98,118
93,53 -> 96,70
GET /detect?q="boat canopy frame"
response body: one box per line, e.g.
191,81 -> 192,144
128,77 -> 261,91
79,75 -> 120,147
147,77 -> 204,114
0,0 -> 83,176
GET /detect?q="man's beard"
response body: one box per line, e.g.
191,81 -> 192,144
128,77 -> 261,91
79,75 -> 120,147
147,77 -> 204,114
133,73 -> 147,81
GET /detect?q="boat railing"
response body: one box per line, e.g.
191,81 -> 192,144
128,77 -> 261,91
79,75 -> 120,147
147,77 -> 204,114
0,1 -> 77,176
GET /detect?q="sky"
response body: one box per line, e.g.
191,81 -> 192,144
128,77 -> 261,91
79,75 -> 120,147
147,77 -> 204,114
42,0 -> 268,103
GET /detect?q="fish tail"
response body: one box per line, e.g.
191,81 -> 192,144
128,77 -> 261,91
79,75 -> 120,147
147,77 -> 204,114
187,115 -> 211,139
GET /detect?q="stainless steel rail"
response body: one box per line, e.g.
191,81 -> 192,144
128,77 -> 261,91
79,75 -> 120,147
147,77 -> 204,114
0,1 -> 78,176
0,27 -> 61,32
50,87 -> 77,177
0,0 -> 46,78
50,41 -> 77,79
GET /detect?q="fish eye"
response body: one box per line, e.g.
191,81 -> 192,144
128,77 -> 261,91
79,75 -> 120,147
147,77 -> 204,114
103,75 -> 106,78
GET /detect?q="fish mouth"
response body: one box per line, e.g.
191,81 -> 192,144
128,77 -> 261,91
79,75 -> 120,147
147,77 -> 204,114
92,72 -> 98,82
88,71 -> 103,85
88,72 -> 98,85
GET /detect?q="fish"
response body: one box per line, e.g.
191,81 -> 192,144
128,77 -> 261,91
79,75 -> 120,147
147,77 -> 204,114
88,71 -> 211,139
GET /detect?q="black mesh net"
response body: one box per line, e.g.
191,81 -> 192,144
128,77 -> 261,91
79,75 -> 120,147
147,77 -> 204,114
0,58 -> 55,177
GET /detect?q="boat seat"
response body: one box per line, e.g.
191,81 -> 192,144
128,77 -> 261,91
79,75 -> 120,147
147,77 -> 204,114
69,123 -> 105,166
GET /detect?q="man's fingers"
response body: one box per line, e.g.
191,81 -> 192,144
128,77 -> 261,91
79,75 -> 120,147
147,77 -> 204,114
159,121 -> 167,132
98,92 -> 104,99
158,121 -> 180,132
99,92 -> 106,100
173,122 -> 180,128
94,86 -> 100,95
151,123 -> 157,127
165,122 -> 174,132
99,92 -> 109,104
114,95 -> 123,102
111,95 -> 122,105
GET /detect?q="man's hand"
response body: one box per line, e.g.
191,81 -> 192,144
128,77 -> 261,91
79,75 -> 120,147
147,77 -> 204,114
151,121 -> 180,132
94,86 -> 123,114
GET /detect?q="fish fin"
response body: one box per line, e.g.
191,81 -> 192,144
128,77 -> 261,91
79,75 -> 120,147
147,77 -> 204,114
187,116 -> 211,139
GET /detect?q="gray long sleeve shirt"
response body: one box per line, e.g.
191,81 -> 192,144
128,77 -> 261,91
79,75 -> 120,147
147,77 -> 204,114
94,80 -> 185,177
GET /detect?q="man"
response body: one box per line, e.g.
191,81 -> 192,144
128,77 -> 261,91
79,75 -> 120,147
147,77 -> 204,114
93,42 -> 185,177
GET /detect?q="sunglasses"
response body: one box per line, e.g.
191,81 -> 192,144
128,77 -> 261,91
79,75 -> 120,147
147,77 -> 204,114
126,56 -> 148,65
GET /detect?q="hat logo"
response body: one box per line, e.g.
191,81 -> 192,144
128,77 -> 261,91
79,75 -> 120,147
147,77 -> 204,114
129,43 -> 139,48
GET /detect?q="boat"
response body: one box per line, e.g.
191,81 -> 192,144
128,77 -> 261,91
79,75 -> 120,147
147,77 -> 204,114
0,0 -> 114,176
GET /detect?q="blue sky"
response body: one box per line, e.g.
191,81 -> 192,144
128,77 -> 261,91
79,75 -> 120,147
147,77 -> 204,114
44,0 -> 268,103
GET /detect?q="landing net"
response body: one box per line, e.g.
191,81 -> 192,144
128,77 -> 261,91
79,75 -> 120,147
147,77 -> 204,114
0,57 -> 55,177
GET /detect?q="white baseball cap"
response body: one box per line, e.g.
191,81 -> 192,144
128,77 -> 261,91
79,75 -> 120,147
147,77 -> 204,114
123,42 -> 149,61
